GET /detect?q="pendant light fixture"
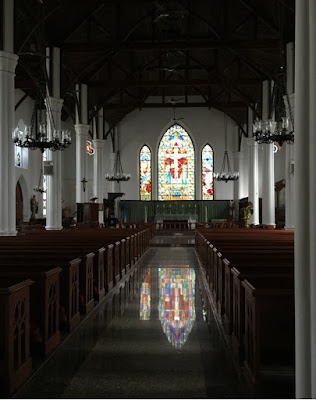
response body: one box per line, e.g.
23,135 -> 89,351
213,114 -> 239,183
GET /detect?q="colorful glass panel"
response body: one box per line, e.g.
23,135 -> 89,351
15,146 -> 22,167
140,269 -> 151,320
140,145 -> 151,201
158,124 -> 195,201
158,267 -> 196,349
202,144 -> 214,200
86,140 -> 95,155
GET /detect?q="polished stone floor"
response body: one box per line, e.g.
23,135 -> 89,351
14,235 -> 244,399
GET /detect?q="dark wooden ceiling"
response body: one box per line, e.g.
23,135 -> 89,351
14,0 -> 295,137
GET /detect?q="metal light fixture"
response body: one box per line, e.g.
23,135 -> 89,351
34,168 -> 46,194
253,59 -> 294,146
12,90 -> 72,153
105,151 -> 131,183
214,114 -> 239,182
12,1 -> 71,153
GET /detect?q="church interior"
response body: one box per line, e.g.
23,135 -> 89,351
1,0 -> 315,398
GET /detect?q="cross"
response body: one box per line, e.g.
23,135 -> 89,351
81,177 -> 87,192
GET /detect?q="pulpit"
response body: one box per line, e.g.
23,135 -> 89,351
76,203 -> 99,226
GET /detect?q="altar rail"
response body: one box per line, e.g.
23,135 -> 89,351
120,200 -> 230,224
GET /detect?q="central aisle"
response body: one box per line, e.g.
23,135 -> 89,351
15,236 -> 243,399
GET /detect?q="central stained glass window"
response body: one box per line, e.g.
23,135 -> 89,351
158,124 -> 195,200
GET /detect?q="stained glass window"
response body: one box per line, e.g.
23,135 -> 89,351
86,140 -> 94,155
158,267 -> 196,349
202,144 -> 214,200
15,146 -> 22,167
158,124 -> 194,201
140,269 -> 151,320
140,145 -> 151,201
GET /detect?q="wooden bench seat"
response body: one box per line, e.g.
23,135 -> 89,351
0,278 -> 33,396
242,277 -> 294,390
0,265 -> 62,357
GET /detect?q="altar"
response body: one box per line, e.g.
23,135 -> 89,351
155,213 -> 198,230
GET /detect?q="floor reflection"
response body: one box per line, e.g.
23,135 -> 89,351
159,267 -> 196,349
14,242 -> 243,399
140,269 -> 151,320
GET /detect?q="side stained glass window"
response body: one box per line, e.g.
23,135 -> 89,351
158,124 -> 195,201
15,146 -> 22,167
140,145 -> 151,201
202,144 -> 214,200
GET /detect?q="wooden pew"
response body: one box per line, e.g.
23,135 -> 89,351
0,278 -> 33,396
0,265 -> 62,357
242,277 -> 294,391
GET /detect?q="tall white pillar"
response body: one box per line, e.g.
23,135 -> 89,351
247,138 -> 259,225
0,52 -> 18,236
285,42 -> 295,230
75,124 -> 89,203
92,138 -> 105,224
294,1 -> 312,397
109,152 -> 121,193
309,2 -> 316,397
247,107 -> 259,225
45,97 -> 63,230
261,80 -> 275,227
233,151 -> 244,221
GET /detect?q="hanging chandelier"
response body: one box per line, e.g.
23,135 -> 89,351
34,168 -> 45,194
253,58 -> 294,146
12,100 -> 72,153
12,0 -> 71,153
105,151 -> 131,183
213,114 -> 239,182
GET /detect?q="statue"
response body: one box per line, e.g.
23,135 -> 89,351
30,195 -> 39,221
243,202 -> 253,228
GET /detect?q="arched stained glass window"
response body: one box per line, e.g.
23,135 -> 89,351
158,124 -> 194,201
140,145 -> 151,201
202,144 -> 214,200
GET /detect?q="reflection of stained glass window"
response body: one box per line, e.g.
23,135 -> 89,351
15,146 -> 22,167
202,144 -> 214,200
43,150 -> 47,217
140,269 -> 151,320
140,145 -> 151,201
158,124 -> 194,201
158,267 -> 196,349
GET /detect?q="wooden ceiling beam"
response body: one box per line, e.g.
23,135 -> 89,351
103,101 -> 245,109
62,39 -> 281,52
87,78 -> 261,88
239,0 -> 279,34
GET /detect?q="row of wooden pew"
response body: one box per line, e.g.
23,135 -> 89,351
195,227 -> 294,395
0,225 -> 153,396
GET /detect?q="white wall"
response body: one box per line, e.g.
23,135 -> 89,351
115,103 -> 237,200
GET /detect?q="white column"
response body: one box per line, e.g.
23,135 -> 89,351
109,152 -> 121,193
261,80 -> 275,227
45,97 -> 63,230
233,151 -> 244,221
285,42 -> 295,230
309,1 -> 316,397
247,107 -> 259,225
92,139 -> 105,224
294,1 -> 312,397
75,124 -> 89,203
0,51 -> 18,236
